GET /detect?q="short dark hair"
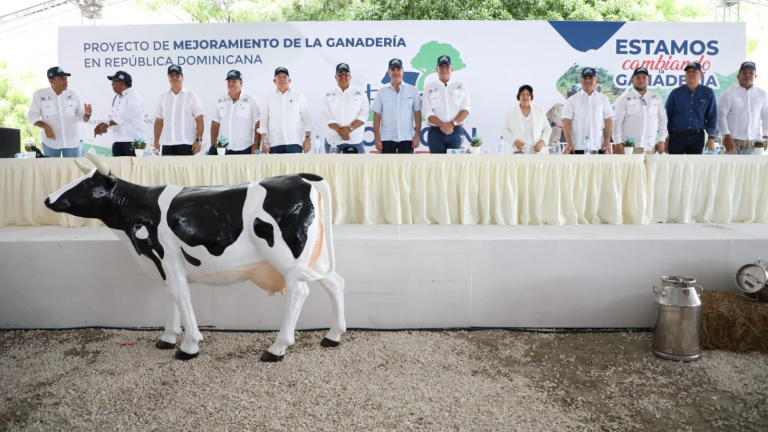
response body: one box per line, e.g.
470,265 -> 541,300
517,85 -> 533,101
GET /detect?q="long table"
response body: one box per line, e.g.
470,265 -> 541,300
1,154 -> 765,227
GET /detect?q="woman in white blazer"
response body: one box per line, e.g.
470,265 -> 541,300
502,85 -> 552,154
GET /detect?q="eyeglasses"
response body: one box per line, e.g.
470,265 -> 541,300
336,72 -> 350,77
639,97 -> 646,106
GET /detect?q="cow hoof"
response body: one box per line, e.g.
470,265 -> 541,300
260,351 -> 284,362
320,338 -> 340,348
174,349 -> 199,361
155,340 -> 175,350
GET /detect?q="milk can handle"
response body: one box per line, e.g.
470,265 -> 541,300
653,285 -> 664,296
694,285 -> 703,296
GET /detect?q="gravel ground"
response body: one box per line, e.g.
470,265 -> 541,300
1,329 -> 766,432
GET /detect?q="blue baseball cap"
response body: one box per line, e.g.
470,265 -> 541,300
437,55 -> 452,66
167,65 -> 183,76
684,61 -> 702,72
740,61 -> 756,72
581,67 -> 597,78
107,70 -> 132,86
274,67 -> 289,77
225,70 -> 242,80
632,67 -> 649,78
389,58 -> 403,70
47,66 -> 70,78
336,63 -> 350,74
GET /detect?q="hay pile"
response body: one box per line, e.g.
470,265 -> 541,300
701,291 -> 768,352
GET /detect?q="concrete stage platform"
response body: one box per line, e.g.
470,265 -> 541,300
1,224 -> 766,330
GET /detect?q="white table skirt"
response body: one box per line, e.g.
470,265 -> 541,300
646,154 -> 768,223
4,153 -> 762,227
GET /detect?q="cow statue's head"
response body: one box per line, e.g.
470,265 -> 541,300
44,153 -> 119,220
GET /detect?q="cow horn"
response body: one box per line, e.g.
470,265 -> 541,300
85,152 -> 110,176
74,158 -> 92,174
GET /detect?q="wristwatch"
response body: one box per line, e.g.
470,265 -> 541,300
196,137 -> 202,142
350,125 -> 356,132
451,121 -> 457,127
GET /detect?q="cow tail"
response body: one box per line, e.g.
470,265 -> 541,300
290,178 -> 336,284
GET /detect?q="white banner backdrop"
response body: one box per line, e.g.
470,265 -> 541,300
58,21 -> 746,154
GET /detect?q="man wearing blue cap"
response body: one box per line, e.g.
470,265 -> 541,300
613,67 -> 668,154
421,55 -> 471,153
563,67 -> 614,154
257,67 -> 312,153
320,63 -> 370,154
27,66 -> 92,157
372,58 -> 422,153
94,71 -> 147,156
153,65 -> 205,155
717,61 -> 768,154
665,61 -> 717,154
210,70 -> 261,155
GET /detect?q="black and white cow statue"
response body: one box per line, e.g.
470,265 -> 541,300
44,153 -> 345,362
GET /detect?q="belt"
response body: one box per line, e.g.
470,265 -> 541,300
670,129 -> 704,136
429,125 -> 462,132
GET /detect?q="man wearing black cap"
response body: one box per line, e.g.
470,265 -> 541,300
562,67 -> 614,154
153,65 -> 205,155
421,55 -> 471,153
94,71 -> 147,157
372,58 -> 422,154
717,61 -> 768,154
257,67 -> 312,153
664,61 -> 717,154
320,63 -> 370,154
27,66 -> 92,157
210,70 -> 261,155
613,67 -> 668,154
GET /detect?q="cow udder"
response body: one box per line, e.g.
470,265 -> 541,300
246,262 -> 286,296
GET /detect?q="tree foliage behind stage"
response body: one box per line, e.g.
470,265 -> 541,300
0,62 -> 37,146
137,0 -> 702,23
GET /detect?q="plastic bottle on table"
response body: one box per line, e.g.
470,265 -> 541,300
583,135 -> 591,155
497,136 -> 506,155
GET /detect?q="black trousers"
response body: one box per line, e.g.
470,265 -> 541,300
382,140 -> 414,154
162,144 -> 194,156
668,131 -> 705,155
111,142 -> 134,157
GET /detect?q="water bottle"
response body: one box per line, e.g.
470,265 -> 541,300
583,135 -> 591,155
314,135 -> 322,154
497,136 -> 506,155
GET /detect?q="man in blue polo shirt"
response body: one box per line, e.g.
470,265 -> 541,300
665,61 -> 717,154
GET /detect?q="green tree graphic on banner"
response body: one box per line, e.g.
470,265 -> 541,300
411,41 -> 466,91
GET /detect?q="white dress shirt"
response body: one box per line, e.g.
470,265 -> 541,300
212,92 -> 260,151
320,85 -> 370,145
256,88 -> 311,147
108,88 -> 146,142
371,82 -> 422,142
28,87 -> 85,149
717,84 -> 768,141
563,90 -> 614,151
421,80 -> 471,126
154,87 -> 204,146
613,89 -> 668,149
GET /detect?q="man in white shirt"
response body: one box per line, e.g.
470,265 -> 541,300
28,66 -> 92,157
718,61 -> 768,154
320,63 -> 370,154
563,67 -> 614,154
421,55 -> 471,154
209,70 -> 261,155
372,58 -> 422,154
153,65 -> 205,156
94,70 -> 147,157
612,67 -> 668,154
257,67 -> 312,154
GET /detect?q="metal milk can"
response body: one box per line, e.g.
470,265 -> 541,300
652,276 -> 703,361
